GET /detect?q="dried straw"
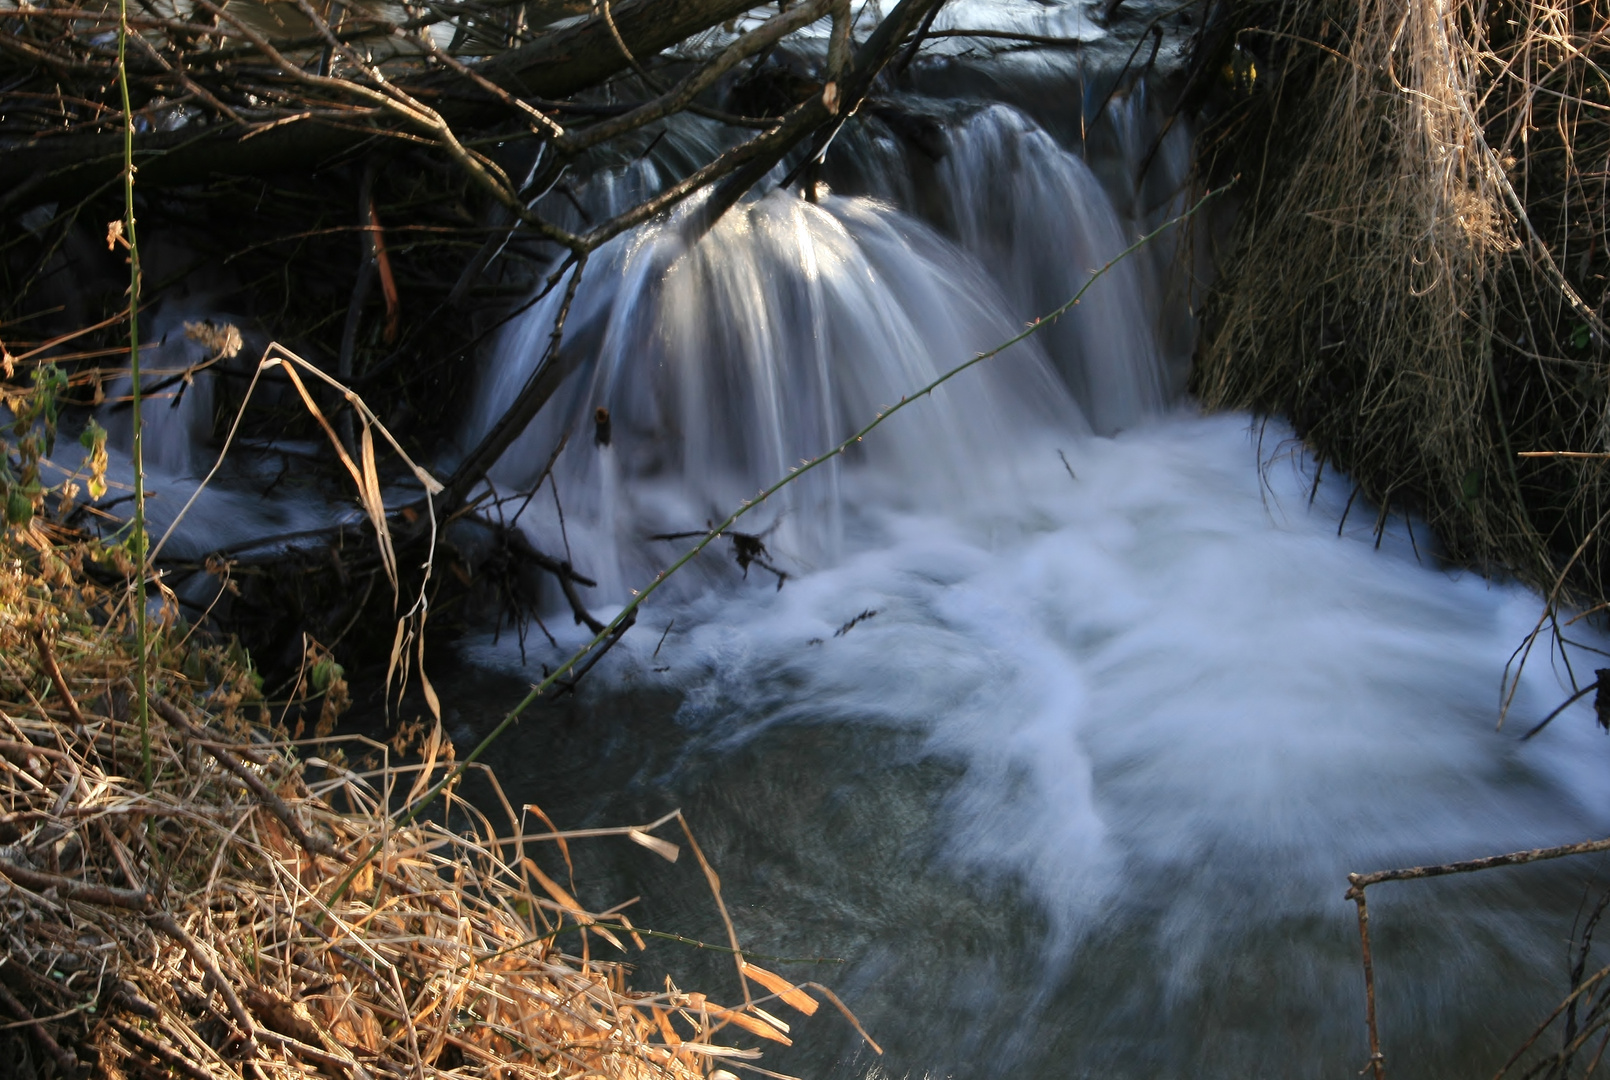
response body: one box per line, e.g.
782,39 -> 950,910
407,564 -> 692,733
1197,1 -> 1610,617
0,553 -> 835,1080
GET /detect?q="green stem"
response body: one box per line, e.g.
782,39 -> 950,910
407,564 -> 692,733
117,0 -> 151,789
319,182 -> 1231,922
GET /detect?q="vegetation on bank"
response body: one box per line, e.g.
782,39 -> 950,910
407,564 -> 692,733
0,345 -> 857,1080
1198,0 -> 1610,639
0,535 -> 849,1080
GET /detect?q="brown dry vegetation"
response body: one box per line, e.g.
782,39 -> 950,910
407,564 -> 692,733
0,528 -> 846,1080
1198,0 -> 1610,620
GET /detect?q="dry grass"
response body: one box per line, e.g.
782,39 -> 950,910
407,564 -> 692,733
0,544 -> 842,1080
1197,0 -> 1610,617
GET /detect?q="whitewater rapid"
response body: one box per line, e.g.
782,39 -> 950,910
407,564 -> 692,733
450,403 -> 1610,1076
436,90 -> 1610,1076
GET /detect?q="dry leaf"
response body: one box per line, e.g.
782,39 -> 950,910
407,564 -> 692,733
740,962 -> 818,1016
628,829 -> 680,862
184,320 -> 243,359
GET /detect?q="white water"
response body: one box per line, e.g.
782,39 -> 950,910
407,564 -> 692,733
631,410 -> 1610,931
469,104 -> 1194,589
448,90 -> 1610,1075
72,304 -> 352,612
454,404 -> 1610,1074
472,189 -> 1079,595
88,309 -> 350,565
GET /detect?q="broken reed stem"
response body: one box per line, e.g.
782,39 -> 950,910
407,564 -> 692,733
1347,887 -> 1386,1080
1346,831 -> 1610,1075
322,181 -> 1231,916
33,630 -> 85,729
1350,836 -> 1610,891
116,0 -> 151,791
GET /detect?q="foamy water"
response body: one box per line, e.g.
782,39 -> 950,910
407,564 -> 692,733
454,404 -> 1610,1076
449,97 -> 1610,1068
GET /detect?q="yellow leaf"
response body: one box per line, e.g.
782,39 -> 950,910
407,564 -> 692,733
741,962 -> 819,1016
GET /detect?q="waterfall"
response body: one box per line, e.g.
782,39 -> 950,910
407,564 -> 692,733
445,78 -> 1610,1079
92,304 -> 348,563
98,305 -> 221,478
937,104 -> 1171,429
470,101 -> 1187,596
471,187 -> 1088,597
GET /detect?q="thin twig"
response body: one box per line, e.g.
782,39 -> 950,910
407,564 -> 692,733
33,631 -> 86,730
0,979 -> 79,1078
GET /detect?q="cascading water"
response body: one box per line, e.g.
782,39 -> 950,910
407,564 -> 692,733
469,186 -> 1084,596
937,104 -> 1173,428
444,79 -> 1610,1079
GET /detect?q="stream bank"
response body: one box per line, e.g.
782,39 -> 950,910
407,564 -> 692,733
9,2 -> 1610,1077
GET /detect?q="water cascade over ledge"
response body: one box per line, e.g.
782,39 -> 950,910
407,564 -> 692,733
437,80 -> 1610,1080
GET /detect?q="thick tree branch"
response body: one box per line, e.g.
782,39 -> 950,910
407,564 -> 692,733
0,0 -> 760,202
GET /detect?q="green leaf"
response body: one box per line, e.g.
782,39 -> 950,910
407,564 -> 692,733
311,657 -> 345,693
81,419 -> 108,499
6,489 -> 33,526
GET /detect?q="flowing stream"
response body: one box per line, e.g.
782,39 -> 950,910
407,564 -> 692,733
99,16 -> 1610,1075
441,56 -> 1610,1080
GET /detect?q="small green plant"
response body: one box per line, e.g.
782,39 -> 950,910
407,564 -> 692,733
0,364 -> 108,530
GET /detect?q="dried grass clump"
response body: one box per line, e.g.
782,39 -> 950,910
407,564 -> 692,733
0,546 -> 835,1080
1196,0 -> 1610,610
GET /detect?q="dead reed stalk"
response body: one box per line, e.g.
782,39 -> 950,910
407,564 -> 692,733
1198,0 -> 1610,617
0,551 -> 839,1080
